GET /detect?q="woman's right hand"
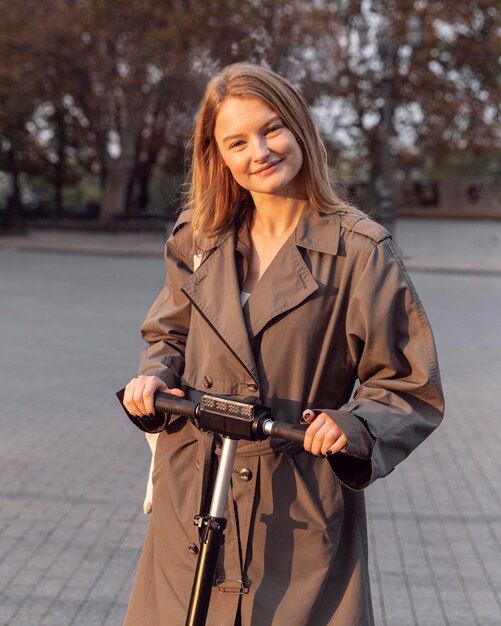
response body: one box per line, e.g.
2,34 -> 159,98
123,374 -> 185,417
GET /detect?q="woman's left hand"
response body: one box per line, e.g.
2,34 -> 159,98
302,410 -> 348,457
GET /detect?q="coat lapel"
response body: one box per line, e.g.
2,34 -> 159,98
243,241 -> 318,338
244,205 -> 341,338
181,206 -> 341,377
181,229 -> 260,383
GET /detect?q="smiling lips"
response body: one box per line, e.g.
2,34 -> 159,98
252,159 -> 283,175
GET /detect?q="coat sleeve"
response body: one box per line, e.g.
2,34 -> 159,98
137,225 -> 192,389
324,236 -> 444,490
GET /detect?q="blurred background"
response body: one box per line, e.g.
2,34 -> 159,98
1,2 -> 501,626
0,0 -> 499,232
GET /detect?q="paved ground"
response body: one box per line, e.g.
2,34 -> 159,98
0,218 -> 500,625
2,217 -> 501,275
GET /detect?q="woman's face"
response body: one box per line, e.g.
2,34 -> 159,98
213,97 -> 305,201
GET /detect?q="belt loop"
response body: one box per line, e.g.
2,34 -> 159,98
282,441 -> 303,457
216,579 -> 249,594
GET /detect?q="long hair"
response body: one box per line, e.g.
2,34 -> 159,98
185,63 -> 356,241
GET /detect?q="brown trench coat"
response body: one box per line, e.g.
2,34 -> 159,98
124,205 -> 444,626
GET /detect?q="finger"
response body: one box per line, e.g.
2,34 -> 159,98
303,412 -> 330,453
310,421 -> 344,456
126,375 -> 162,416
123,379 -> 136,409
304,412 -> 347,457
167,388 -> 185,398
317,427 -> 346,456
142,377 -> 170,415
325,434 -> 348,457
132,380 -> 150,416
124,378 -> 143,416
302,409 -> 316,423
143,376 -> 184,415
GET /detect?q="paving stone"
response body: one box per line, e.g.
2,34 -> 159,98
1,221 -> 501,626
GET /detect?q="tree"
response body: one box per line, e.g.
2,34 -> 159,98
28,1 -> 203,225
0,2 -> 43,229
2,0 -> 499,226
296,0 -> 501,207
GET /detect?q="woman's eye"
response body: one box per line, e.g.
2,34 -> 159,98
265,125 -> 282,135
230,140 -> 245,149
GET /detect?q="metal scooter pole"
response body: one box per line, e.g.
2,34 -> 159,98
116,388 -> 307,626
185,436 -> 238,626
181,414 -> 308,626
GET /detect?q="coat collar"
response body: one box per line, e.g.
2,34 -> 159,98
182,228 -> 261,383
181,205 -> 341,382
195,204 -> 341,259
294,204 -> 340,256
240,206 -> 342,339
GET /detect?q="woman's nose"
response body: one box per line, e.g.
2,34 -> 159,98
251,136 -> 270,161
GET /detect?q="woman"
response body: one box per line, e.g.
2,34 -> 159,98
123,63 -> 444,626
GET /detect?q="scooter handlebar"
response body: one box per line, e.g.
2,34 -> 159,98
154,391 -> 198,419
117,387 -> 308,444
262,419 -> 308,444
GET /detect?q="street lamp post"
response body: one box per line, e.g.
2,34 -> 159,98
365,16 -> 422,236
376,26 -> 396,235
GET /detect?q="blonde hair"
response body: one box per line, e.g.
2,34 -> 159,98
185,63 -> 355,240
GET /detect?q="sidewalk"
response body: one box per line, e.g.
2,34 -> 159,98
0,229 -> 166,258
1,218 -> 501,625
394,218 -> 501,276
1,217 -> 501,274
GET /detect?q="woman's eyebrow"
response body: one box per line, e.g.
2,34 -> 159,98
222,116 -> 282,144
222,132 -> 244,144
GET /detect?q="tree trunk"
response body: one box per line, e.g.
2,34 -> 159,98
136,148 -> 159,214
98,124 -> 138,228
2,137 -> 24,233
98,161 -> 134,228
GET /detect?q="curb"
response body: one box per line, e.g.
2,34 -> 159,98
2,237 -> 501,276
404,260 -> 501,277
0,242 -> 163,258
0,237 -> 165,258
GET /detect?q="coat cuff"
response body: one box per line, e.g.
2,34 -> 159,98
321,409 -> 376,491
138,366 -> 183,392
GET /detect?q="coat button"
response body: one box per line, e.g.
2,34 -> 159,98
188,543 -> 199,555
238,468 -> 252,482
196,459 -> 200,471
247,383 -> 258,393
203,376 -> 213,389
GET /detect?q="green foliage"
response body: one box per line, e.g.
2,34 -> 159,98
0,0 -> 499,222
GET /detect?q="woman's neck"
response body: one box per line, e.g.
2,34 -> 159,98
250,196 -> 307,238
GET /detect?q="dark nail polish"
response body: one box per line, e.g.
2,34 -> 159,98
320,453 -> 326,458
326,450 -> 333,457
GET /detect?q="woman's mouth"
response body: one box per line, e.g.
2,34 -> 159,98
252,159 -> 282,175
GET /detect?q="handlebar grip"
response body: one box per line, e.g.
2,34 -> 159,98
154,391 -> 198,419
269,421 -> 308,444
